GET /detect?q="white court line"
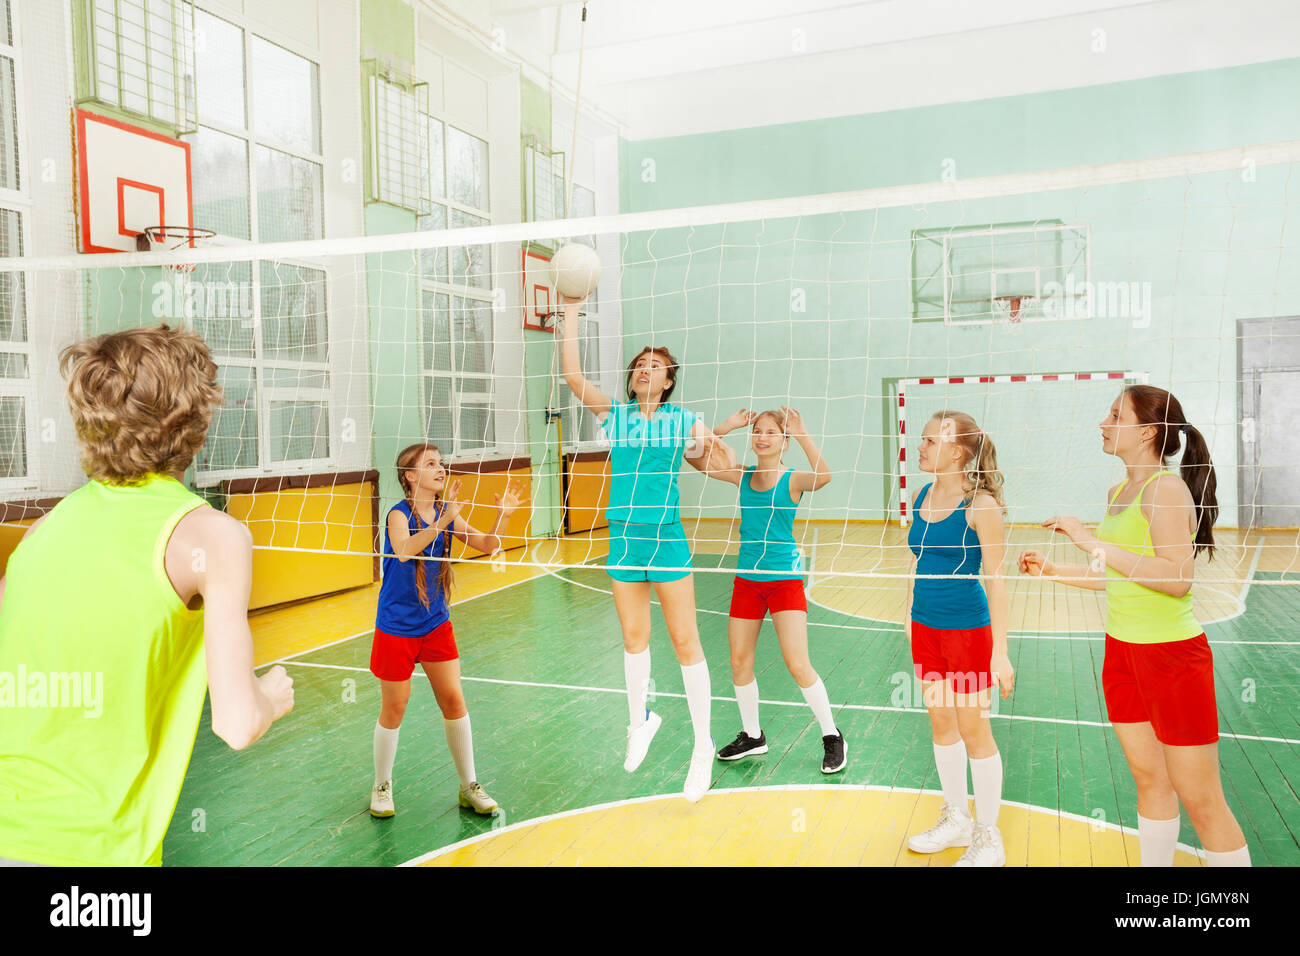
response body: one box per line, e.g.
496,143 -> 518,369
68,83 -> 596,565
399,784 -> 1206,867
255,572 -> 540,670
549,567 -> 1299,645
278,659 -> 1300,746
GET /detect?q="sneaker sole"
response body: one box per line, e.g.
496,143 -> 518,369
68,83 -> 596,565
907,834 -> 972,854
716,744 -> 768,761
369,807 -> 394,819
458,794 -> 500,815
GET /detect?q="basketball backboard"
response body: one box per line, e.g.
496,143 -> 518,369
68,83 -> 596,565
522,247 -> 554,332
76,109 -> 194,254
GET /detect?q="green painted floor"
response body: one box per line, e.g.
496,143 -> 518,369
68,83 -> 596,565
163,565 -> 1300,866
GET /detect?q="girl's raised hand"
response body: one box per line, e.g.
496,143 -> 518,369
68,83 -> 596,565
780,406 -> 806,438
440,479 -> 465,525
495,478 -> 531,517
721,408 -> 756,433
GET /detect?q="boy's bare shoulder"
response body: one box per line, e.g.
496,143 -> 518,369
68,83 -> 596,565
173,504 -> 252,550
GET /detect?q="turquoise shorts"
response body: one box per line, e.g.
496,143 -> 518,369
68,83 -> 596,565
607,521 -> 692,583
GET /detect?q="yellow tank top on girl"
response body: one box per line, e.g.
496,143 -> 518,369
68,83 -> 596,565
1097,470 -> 1203,644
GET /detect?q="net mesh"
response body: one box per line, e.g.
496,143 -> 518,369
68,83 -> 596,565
2,140 -> 1299,599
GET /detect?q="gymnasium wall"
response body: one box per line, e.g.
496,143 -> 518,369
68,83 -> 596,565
617,58 -> 1300,524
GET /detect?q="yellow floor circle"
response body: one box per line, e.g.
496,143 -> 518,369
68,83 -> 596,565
411,787 -> 1205,867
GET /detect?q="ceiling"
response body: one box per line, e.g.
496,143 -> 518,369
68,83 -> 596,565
478,0 -> 1300,138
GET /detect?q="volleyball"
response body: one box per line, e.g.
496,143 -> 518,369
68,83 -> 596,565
550,242 -> 602,299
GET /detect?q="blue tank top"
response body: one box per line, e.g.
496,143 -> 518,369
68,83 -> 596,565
907,483 -> 989,629
737,467 -> 803,581
376,499 -> 451,636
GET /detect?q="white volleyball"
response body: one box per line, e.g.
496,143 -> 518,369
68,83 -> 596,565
549,242 -> 602,299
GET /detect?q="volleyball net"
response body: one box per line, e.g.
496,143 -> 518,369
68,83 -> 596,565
1,139 -> 1298,589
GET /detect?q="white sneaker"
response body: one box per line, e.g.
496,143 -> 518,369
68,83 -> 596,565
953,822 -> 1006,867
683,742 -> 714,803
370,779 -> 395,818
458,781 -> 500,816
907,802 -> 973,853
624,711 -> 663,772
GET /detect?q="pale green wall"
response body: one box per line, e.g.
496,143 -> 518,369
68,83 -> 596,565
617,59 -> 1300,524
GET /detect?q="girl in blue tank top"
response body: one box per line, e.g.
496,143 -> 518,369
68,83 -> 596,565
705,407 -> 846,774
904,410 -> 1012,867
367,442 -> 528,821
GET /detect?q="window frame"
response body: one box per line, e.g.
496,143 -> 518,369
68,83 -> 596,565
414,97 -> 497,460
184,4 -> 333,486
0,1 -> 36,496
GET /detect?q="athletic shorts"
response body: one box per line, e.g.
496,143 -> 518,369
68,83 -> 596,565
1102,633 -> 1218,746
606,521 -> 691,583
730,576 -> 807,619
910,619 -> 994,693
370,621 -> 458,681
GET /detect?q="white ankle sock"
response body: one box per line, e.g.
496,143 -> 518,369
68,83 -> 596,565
969,751 -> 1003,826
443,715 -> 476,789
1205,845 -> 1251,867
799,676 -> 837,737
624,649 -> 651,729
1137,814 -> 1180,867
681,661 -> 713,753
373,721 -> 399,785
734,680 -> 761,738
933,739 -> 969,813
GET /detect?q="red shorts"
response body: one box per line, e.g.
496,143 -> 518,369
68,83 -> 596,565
910,619 -> 994,693
370,621 -> 458,681
1102,634 -> 1218,746
729,577 -> 807,619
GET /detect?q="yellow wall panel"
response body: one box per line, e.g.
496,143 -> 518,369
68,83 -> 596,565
444,467 -> 531,561
226,481 -> 378,610
564,455 -> 609,534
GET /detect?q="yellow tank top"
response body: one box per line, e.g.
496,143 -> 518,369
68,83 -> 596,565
0,474 -> 208,865
1097,470 -> 1203,644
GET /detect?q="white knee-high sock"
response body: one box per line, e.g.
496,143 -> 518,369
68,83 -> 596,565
681,661 -> 712,752
799,676 -> 837,737
1205,846 -> 1251,867
969,751 -> 1003,826
443,715 -> 476,788
734,680 -> 761,737
933,739 -> 969,813
625,649 -> 651,729
1137,814 -> 1181,867
373,721 -> 399,785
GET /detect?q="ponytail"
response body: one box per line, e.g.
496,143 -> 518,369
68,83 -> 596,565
970,432 -> 1006,514
1179,423 -> 1218,559
1122,385 -> 1218,560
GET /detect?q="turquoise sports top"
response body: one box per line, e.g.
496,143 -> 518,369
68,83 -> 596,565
737,467 -> 803,581
602,400 -> 699,525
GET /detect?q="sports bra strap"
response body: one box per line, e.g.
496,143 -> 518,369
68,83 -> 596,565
1109,469 -> 1175,506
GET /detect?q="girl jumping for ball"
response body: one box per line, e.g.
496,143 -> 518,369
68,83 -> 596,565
904,411 -> 1014,867
559,294 -> 734,802
1019,385 -> 1249,867
702,407 -> 845,773
369,443 -> 528,819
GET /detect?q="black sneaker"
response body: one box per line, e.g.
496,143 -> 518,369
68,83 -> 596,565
821,731 -> 847,774
716,730 -> 768,761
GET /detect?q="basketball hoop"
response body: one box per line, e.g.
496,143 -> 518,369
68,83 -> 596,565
136,225 -> 216,275
994,294 -> 1035,324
